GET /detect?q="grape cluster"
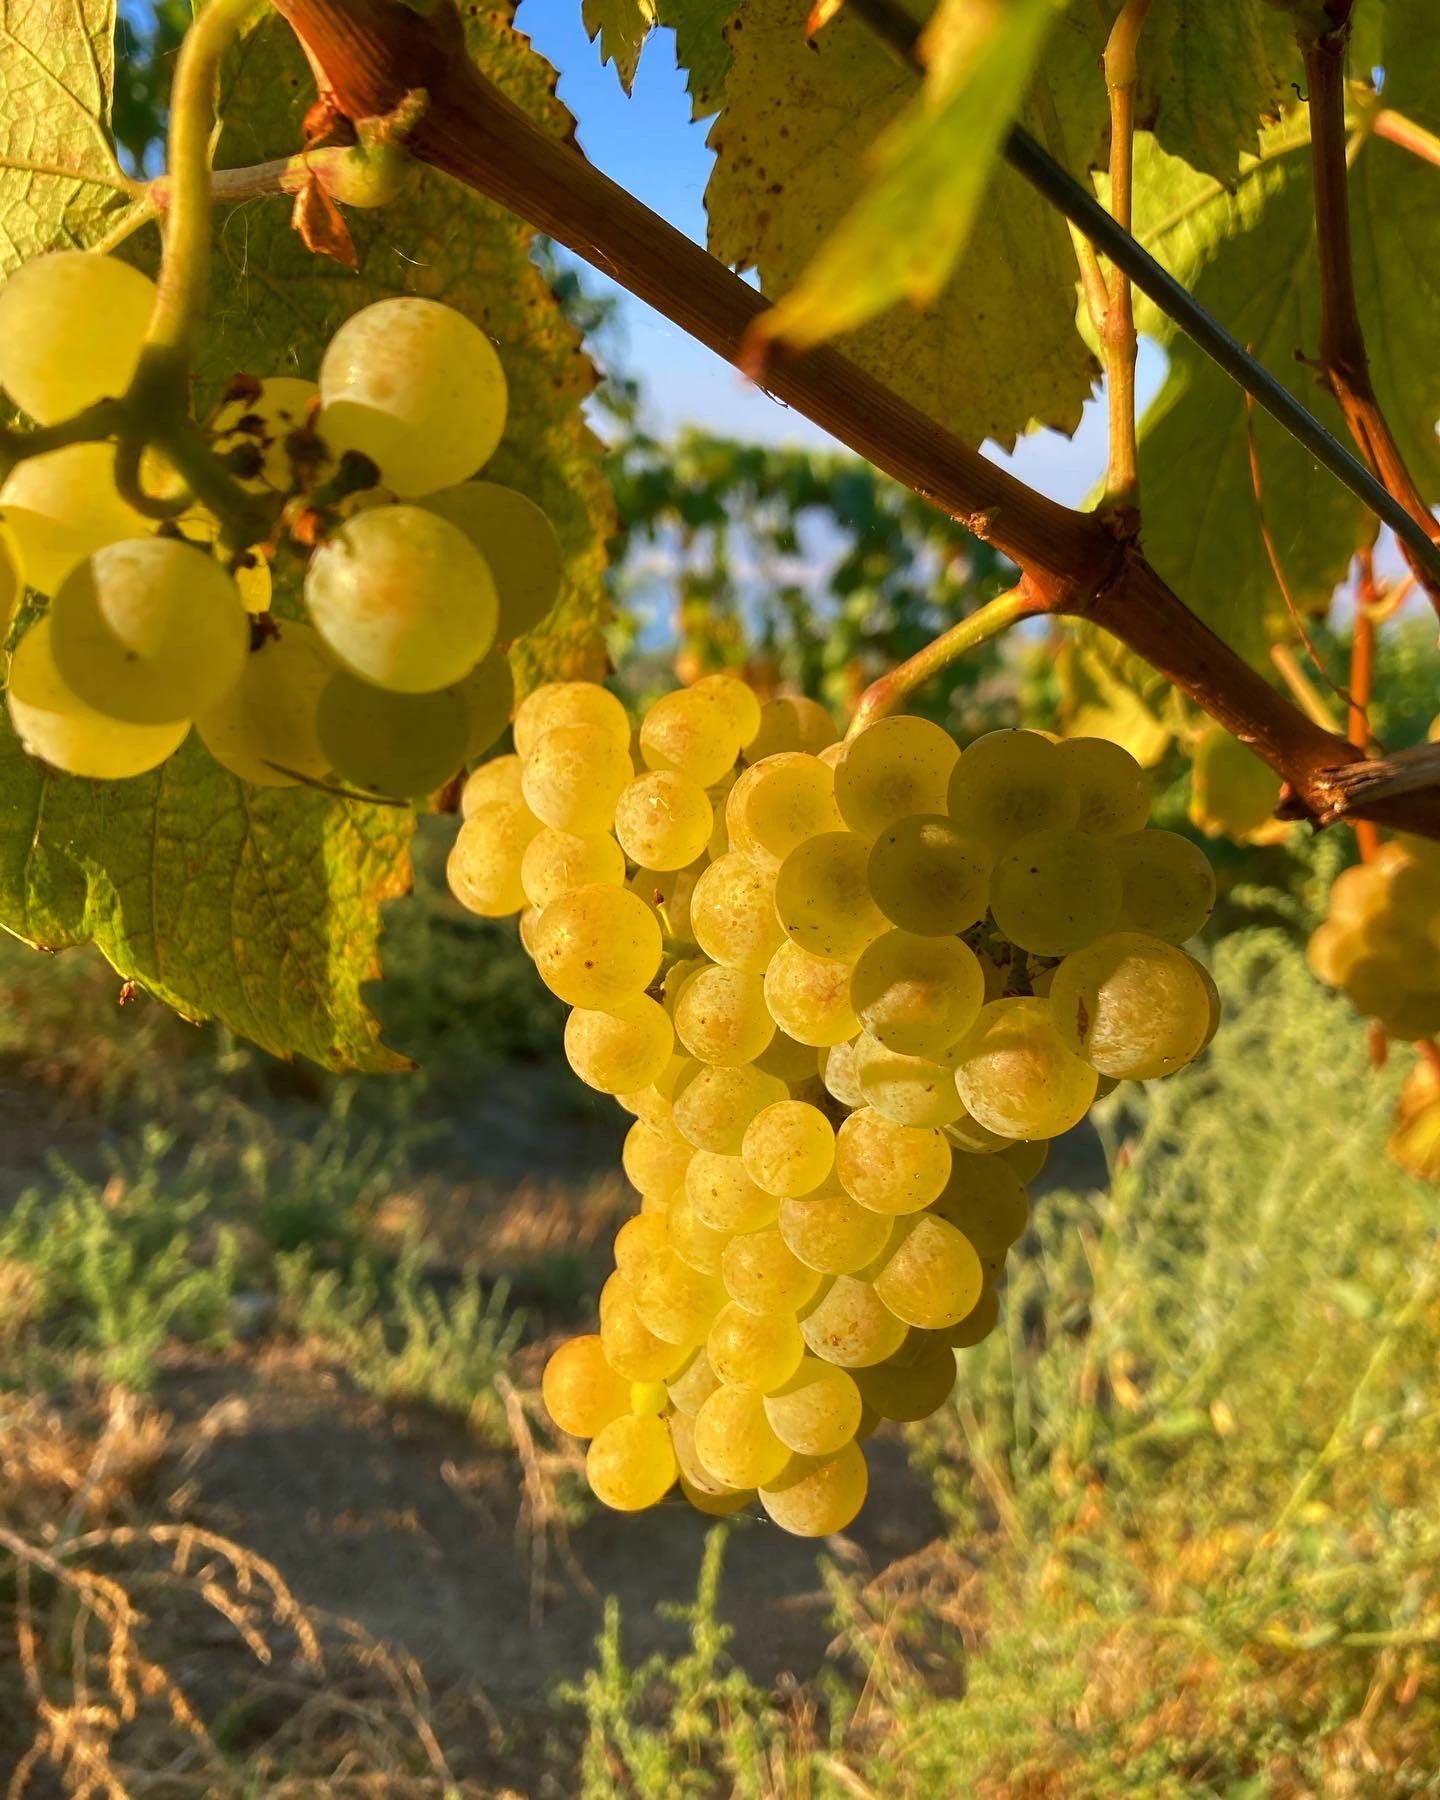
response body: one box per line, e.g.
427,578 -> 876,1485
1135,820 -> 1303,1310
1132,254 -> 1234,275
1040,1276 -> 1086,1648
0,252 -> 561,796
1308,838 -> 1440,1038
448,677 -> 1221,1536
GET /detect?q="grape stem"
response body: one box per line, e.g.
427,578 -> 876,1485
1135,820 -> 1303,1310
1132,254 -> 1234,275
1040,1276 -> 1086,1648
1301,21 -> 1440,616
1097,0 -> 1150,521
269,0 -> 1440,841
847,587 -> 1035,737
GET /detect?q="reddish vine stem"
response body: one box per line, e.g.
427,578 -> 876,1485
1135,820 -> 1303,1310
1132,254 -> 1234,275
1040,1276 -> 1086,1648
268,0 -> 1440,841
1349,548 -> 1381,861
1417,1039 -> 1440,1080
1098,0 -> 1150,518
1302,26 -> 1440,617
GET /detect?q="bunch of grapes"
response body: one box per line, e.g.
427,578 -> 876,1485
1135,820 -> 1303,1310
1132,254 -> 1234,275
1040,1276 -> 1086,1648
1307,838 -> 1440,1038
0,252 -> 562,797
447,676 -> 1221,1536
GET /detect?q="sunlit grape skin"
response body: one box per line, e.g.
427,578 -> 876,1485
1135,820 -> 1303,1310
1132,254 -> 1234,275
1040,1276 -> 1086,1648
0,252 -> 156,425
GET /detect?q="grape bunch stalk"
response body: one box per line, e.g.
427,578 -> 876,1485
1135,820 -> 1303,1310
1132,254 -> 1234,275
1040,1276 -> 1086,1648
0,253 -> 565,798
448,676 -> 1222,1536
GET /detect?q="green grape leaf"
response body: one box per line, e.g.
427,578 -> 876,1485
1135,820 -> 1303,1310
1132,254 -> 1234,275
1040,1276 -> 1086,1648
0,727 -> 413,1070
657,0 -> 735,117
0,7 -> 611,1068
1137,0 -> 1299,183
585,0 -> 658,89
1128,93 -> 1440,665
706,0 -> 1097,448
1056,626 -> 1177,766
745,0 -> 1067,359
0,0 -> 133,269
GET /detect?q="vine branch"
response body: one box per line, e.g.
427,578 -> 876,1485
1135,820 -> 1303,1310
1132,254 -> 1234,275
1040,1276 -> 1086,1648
1098,0 -> 1150,518
268,0 -> 1440,841
848,586 -> 1037,735
844,0 -> 1440,588
1301,23 -> 1440,615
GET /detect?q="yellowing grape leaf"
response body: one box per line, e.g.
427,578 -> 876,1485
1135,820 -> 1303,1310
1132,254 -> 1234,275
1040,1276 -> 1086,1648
1056,626 -> 1177,766
0,0 -> 132,271
706,0 -> 1096,449
1128,95 -> 1440,665
585,0 -> 658,89
745,0 -> 1067,359
0,4 -> 612,1068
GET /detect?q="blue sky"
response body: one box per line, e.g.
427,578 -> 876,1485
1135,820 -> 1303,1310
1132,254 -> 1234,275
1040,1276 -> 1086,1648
511,3 -> 1161,508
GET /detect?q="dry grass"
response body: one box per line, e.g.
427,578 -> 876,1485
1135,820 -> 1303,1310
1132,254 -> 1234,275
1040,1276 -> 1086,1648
0,1392 -> 495,1799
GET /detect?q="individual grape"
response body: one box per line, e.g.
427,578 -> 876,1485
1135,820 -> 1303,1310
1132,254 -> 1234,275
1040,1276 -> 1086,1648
866,813 -> 991,936
669,1410 -> 752,1512
873,1214 -> 983,1330
930,1157 -> 1029,1256
565,996 -> 674,1094
990,828 -> 1123,957
49,538 -> 248,725
662,957 -> 706,1014
754,1029 -> 821,1084
629,1380 -> 669,1418
818,1039 -> 866,1109
0,444 -> 155,597
1112,829 -> 1216,942
422,480 -> 562,639
1049,931 -> 1214,1079
586,1414 -> 678,1511
852,1035 -> 965,1128
305,505 -> 497,692
0,252 -> 156,424
614,1213 -> 672,1286
667,1348 -> 723,1416
799,1276 -> 908,1367
741,1100 -> 835,1198
834,1108 -> 952,1214
521,826 -> 626,910
726,752 -> 844,874
707,1302 -> 805,1392
1188,726 -> 1282,840
513,680 -> 631,758
690,853 -> 784,972
617,1054 -> 696,1133
693,1384 -> 792,1488
674,965 -> 776,1066
520,722 -> 633,833
454,648 -> 515,759
448,798 -> 541,917
850,930 -> 984,1057
7,619 -> 189,779
318,670 -> 467,798
532,883 -> 663,1007
599,1284 -> 691,1380
763,1356 -> 862,1455
461,754 -> 523,817
743,695 -> 838,762
1055,736 -> 1151,836
692,672 -> 762,748
665,1193 -> 731,1277
944,1283 -> 1001,1348
318,296 -> 506,495
1190,954 -> 1222,1050
999,1138 -> 1048,1183
759,1441 -> 867,1537
774,831 -> 887,961
721,1227 -> 822,1315
622,1119 -> 692,1199
672,1063 -> 787,1154
542,1334 -> 632,1438
778,1187 -> 894,1274
763,940 -> 860,1047
854,1335 -> 958,1422
685,1151 -> 780,1233
944,1107 -> 1012,1155
953,998 -> 1099,1139
640,686 -> 740,785
833,714 -> 960,838
196,619 -> 334,788
947,729 -> 1080,849
614,769 -> 713,870
209,376 -> 320,492
635,1251 -> 725,1346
